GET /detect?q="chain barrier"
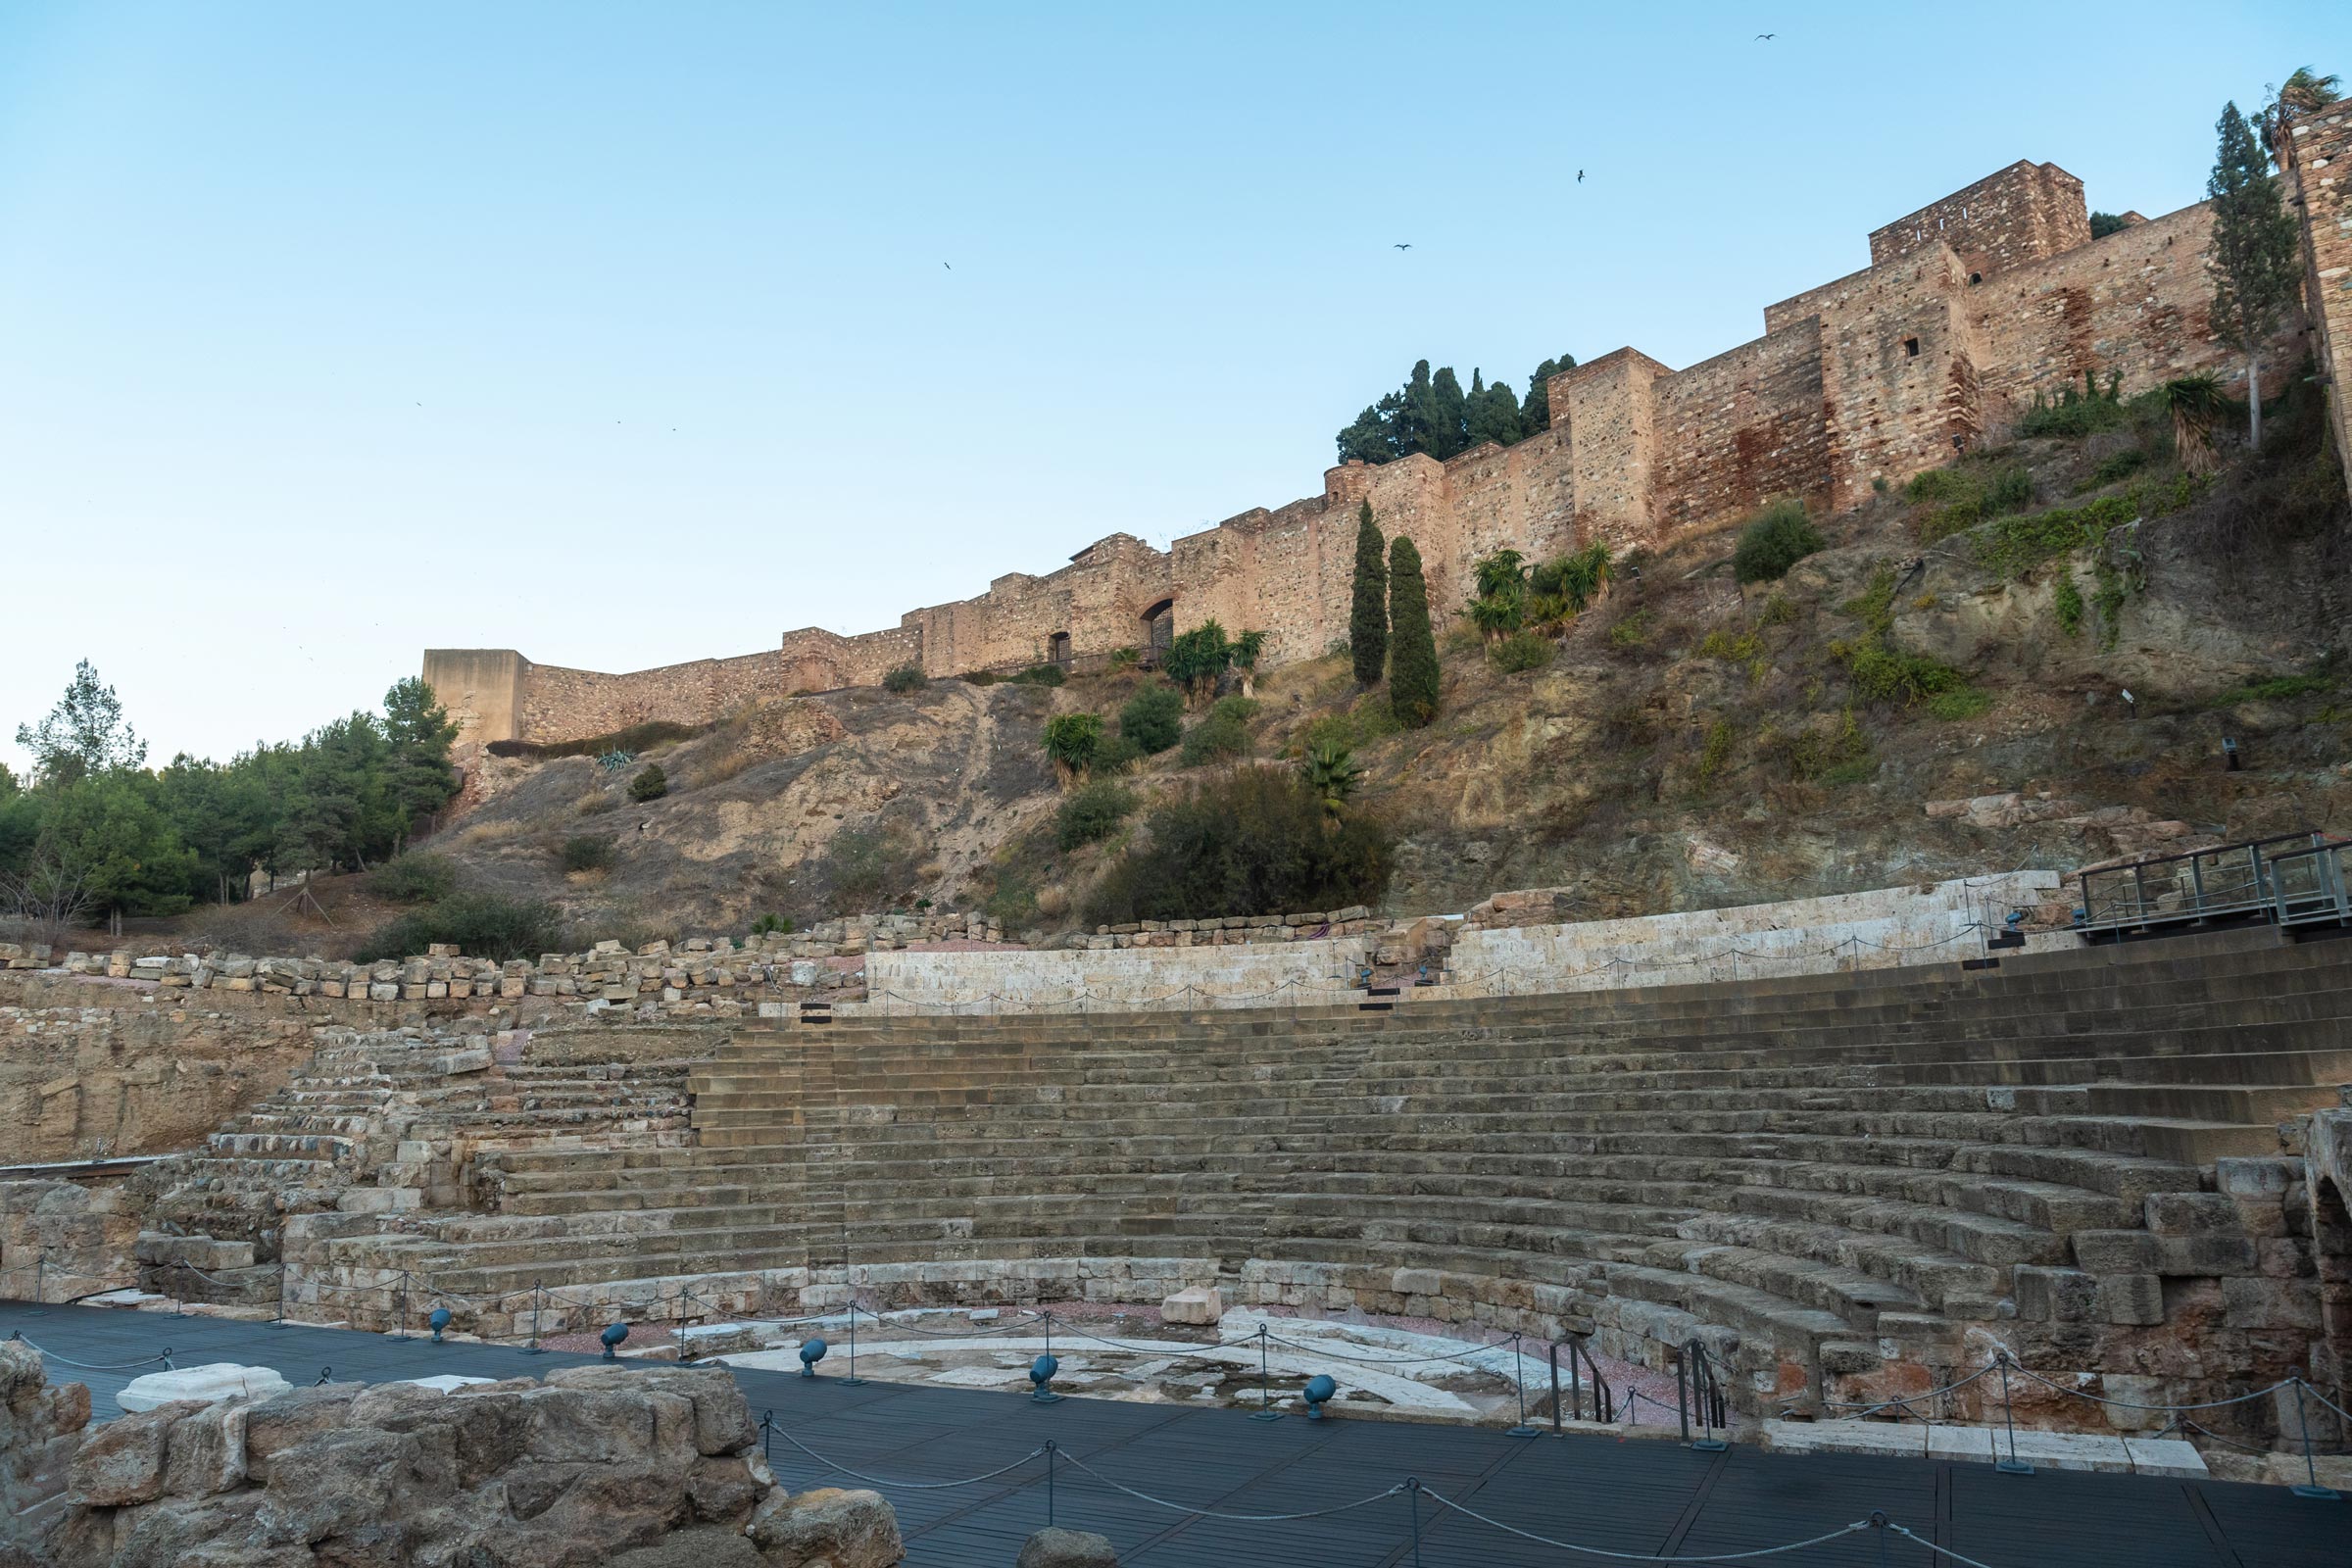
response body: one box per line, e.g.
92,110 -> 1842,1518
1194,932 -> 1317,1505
1421,1486 -> 1872,1562
6,1330 -> 172,1372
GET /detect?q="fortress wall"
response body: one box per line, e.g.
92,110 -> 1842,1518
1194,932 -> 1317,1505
1868,160 -> 2091,277
1650,318 -> 1830,533
516,648 -> 782,743
430,149 -> 2352,748
1814,248 -> 1981,509
419,649 -> 525,750
1971,203 -> 2229,427
2280,104 -> 2352,494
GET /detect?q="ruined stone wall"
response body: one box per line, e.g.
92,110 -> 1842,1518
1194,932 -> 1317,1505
428,152 -> 2328,748
2279,102 -> 2352,507
0,977 -> 319,1162
1971,204 -> 2229,427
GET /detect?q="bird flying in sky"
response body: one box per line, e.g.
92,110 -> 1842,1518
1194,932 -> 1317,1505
1577,170 -> 1585,182
1756,32 -> 1775,40
1393,243 -> 1410,250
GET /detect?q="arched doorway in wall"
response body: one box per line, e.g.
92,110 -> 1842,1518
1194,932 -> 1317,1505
1141,600 -> 1175,667
1048,631 -> 1072,668
2315,1175 -> 2352,1406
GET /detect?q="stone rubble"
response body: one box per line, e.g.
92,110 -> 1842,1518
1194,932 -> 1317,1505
0,1348 -> 905,1568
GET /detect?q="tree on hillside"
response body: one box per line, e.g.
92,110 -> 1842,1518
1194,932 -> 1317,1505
35,769 -> 196,926
1161,619 -> 1235,709
1349,502 -> 1389,686
381,676 -> 462,849
2261,66 -> 2341,137
2088,211 -> 2130,239
2207,101 -> 2303,450
1464,369 -> 1526,449
15,661 -> 145,787
1337,354 -> 1578,464
1387,537 -> 1441,728
1041,712 -> 1104,782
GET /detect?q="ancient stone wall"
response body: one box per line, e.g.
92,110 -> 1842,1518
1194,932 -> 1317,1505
2279,102 -> 2352,503
0,979 -> 320,1162
430,150 -> 2316,751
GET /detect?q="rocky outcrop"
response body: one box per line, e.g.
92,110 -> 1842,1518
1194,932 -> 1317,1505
0,1353 -> 902,1568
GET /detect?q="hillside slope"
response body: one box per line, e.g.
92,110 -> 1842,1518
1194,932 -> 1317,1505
375,396 -> 2352,944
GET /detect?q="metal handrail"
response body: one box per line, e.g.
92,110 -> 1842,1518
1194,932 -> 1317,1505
2270,840 -> 2352,928
2077,831 -> 2334,935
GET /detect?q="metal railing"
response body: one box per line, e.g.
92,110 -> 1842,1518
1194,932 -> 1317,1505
2270,839 -> 2352,930
2076,831 -> 2337,937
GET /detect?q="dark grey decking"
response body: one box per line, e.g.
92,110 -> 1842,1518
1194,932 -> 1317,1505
3,1300 -> 2338,1567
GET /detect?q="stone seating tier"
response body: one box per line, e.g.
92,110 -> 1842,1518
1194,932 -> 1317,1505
258,929 -> 2352,1435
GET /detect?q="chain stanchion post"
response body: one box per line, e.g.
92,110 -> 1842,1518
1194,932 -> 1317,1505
169,1261 -> 188,1318
1870,1510 -> 1889,1568
1505,1333 -> 1540,1438
32,1249 -> 45,1308
1548,1342 -> 1563,1436
1045,1439 -> 1056,1527
523,1281 -> 546,1353
1404,1476 -> 1424,1568
1250,1323 -> 1283,1422
760,1410 -> 772,1469
270,1263 -> 287,1329
2290,1376 -> 2341,1499
842,1300 -> 866,1387
390,1270 -> 411,1341
1994,1354 -> 2032,1475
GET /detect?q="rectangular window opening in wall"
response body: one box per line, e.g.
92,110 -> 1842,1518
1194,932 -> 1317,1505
1903,337 -> 1921,358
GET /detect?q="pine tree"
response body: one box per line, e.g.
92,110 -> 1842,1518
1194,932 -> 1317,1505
1521,354 -> 1576,433
1430,367 -> 1467,460
1464,369 -> 1525,450
1387,536 -> 1440,728
15,661 -> 145,787
1349,502 -> 1389,686
2207,101 -> 2302,449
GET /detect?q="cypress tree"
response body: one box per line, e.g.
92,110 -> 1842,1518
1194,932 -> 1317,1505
1349,502 -> 1388,686
1387,536 -> 1440,728
2206,101 -> 2302,449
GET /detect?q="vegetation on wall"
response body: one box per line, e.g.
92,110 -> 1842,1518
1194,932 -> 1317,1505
881,664 -> 927,694
1335,354 -> 1578,465
2206,99 -> 2305,450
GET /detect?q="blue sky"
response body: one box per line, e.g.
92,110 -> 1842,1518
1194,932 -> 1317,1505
0,1 -> 2333,768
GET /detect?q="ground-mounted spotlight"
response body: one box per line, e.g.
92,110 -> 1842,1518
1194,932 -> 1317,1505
428,1307 -> 452,1344
1302,1374 -> 1337,1420
800,1338 -> 828,1379
1030,1352 -> 1062,1404
600,1322 -> 629,1361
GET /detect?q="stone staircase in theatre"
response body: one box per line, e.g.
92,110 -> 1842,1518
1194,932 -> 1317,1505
292,929 -> 2347,1425
138,1025 -> 695,1309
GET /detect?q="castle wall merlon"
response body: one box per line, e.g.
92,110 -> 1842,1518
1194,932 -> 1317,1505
1869,159 -> 2089,281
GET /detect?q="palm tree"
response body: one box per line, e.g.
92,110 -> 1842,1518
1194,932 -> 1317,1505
1041,712 -> 1103,785
2162,374 -> 2230,477
1301,742 -> 1364,824
2264,67 -> 2342,136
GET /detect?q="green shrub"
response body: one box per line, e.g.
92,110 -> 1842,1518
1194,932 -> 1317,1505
1758,593 -> 1799,627
1971,494 -> 2136,578
1094,734 -> 1144,774
560,834 -> 615,873
1927,685 -> 1994,720
2208,671 -> 2332,707
1696,628 -> 1762,662
816,825 -> 919,909
1731,500 -> 1824,584
1081,767 -> 1393,925
1759,710 -> 1869,781
1180,697 -> 1258,766
373,853 -> 457,905
2087,448 -> 2150,487
750,912 -> 794,937
2053,573 -> 2085,638
1107,646 -> 1141,670
1012,664 -> 1066,688
1489,631 -> 1554,672
881,664 -> 927,694
627,763 -> 669,802
1692,718 -> 1740,791
960,669 -> 999,686
1984,465 -> 2034,514
356,892 -> 570,964
1607,610 -> 1653,649
1042,712 -> 1104,774
2014,371 -> 2128,439
1055,779 -> 1136,851
1118,682 -> 1185,755
1841,643 -> 1966,705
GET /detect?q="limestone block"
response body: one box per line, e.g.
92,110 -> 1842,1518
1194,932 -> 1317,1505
71,1399 -> 201,1505
2222,1275 -> 2322,1330
2150,1234 -> 2259,1276
747,1486 -> 904,1567
163,1399 -> 249,1496
118,1364 -> 291,1413
2069,1231 -> 2157,1273
1019,1526 -> 1119,1567
612,1526 -> 765,1568
242,1385 -> 362,1483
2012,1267 -> 2097,1322
2143,1193 -> 2239,1234
1161,1288 -> 1223,1325
2094,1273 -> 2164,1326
